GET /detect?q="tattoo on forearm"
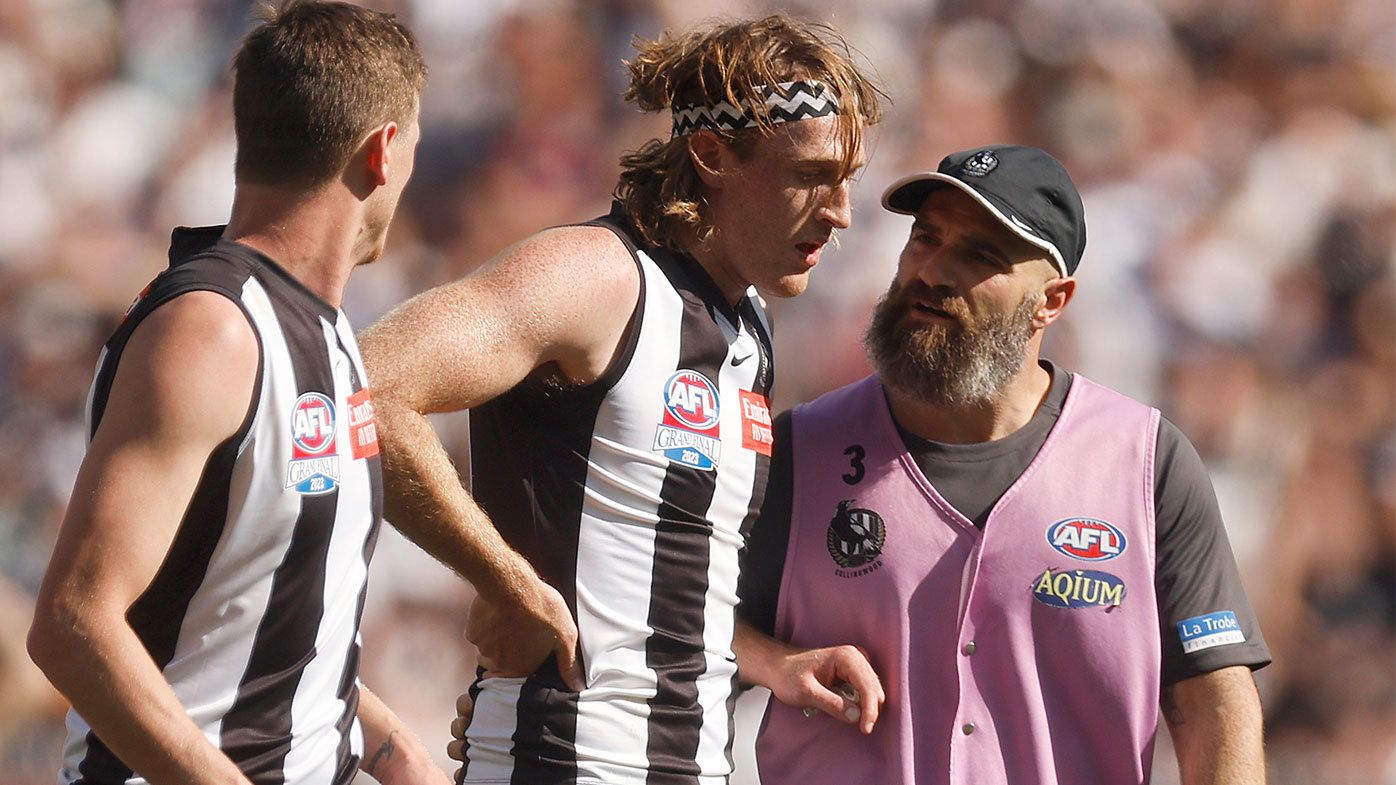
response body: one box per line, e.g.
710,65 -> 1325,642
1161,686 -> 1184,726
364,730 -> 399,776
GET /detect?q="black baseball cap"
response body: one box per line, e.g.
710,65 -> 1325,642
881,144 -> 1087,276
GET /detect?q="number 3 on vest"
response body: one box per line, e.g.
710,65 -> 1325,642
843,444 -> 865,485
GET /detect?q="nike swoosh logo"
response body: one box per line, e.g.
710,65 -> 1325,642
730,353 -> 751,366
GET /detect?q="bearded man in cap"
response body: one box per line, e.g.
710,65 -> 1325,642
733,145 -> 1271,785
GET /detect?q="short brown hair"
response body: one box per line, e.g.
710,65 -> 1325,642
233,0 -> 427,187
616,15 -> 885,250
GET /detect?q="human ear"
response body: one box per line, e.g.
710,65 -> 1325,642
687,131 -> 730,189
1034,274 -> 1076,328
364,122 -> 400,188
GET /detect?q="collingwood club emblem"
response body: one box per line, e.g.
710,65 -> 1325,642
826,499 -> 887,575
961,150 -> 998,176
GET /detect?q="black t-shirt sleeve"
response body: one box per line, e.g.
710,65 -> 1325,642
1154,417 -> 1272,685
736,410 -> 794,636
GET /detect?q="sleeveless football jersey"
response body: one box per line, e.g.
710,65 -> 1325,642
62,226 -> 382,785
463,205 -> 774,784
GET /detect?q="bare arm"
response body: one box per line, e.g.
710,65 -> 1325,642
732,618 -> 885,735
357,684 -> 450,785
27,293 -> 258,785
359,226 -> 640,687
1163,665 -> 1266,785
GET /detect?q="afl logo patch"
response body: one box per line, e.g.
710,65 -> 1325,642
961,150 -> 998,177
653,369 -> 722,470
1046,517 -> 1127,561
291,392 -> 337,455
663,370 -> 720,430
827,500 -> 886,575
286,391 -> 339,495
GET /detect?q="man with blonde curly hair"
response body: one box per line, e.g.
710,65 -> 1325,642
360,14 -> 884,784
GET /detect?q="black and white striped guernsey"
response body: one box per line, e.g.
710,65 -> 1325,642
463,204 -> 774,785
61,227 -> 383,785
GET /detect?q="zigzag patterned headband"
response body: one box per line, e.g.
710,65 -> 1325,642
671,79 -> 840,137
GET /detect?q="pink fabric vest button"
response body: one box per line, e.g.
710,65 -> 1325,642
962,641 -> 976,655
961,723 -> 976,735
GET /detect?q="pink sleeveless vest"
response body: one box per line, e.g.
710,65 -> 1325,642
756,374 -> 1162,785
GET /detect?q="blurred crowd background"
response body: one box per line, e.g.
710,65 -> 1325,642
0,0 -> 1392,783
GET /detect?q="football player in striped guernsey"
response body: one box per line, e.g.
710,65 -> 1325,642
360,15 -> 886,785
28,3 -> 448,784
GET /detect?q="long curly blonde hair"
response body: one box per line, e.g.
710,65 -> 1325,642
615,15 -> 885,250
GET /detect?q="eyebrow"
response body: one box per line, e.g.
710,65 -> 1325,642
912,217 -> 1013,265
797,156 -> 865,174
966,239 -> 1011,266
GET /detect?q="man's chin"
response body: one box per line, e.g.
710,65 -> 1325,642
356,244 -> 386,267
762,272 -> 812,300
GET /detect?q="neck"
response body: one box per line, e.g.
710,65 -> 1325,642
682,230 -> 748,307
886,354 -> 1052,444
223,181 -> 364,308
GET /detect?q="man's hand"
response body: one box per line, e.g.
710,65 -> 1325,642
732,618 -> 885,735
765,644 -> 885,735
467,578 -> 584,691
447,691 -> 474,781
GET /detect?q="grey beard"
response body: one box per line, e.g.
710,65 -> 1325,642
864,286 -> 1039,408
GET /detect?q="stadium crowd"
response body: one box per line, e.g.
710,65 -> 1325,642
0,0 -> 1390,783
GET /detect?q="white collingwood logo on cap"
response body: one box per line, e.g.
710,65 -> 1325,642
961,150 -> 998,177
1009,214 -> 1036,234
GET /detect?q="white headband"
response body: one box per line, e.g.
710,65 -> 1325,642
670,79 -> 840,136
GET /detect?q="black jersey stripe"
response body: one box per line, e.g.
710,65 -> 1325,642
467,386 -> 588,784
331,326 -> 383,779
219,294 -> 339,785
643,256 -> 729,783
506,681 -> 581,785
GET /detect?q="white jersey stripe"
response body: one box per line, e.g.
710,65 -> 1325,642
459,678 -> 526,782
570,250 -> 685,783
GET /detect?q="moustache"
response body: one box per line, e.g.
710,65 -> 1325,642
889,282 -> 974,327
